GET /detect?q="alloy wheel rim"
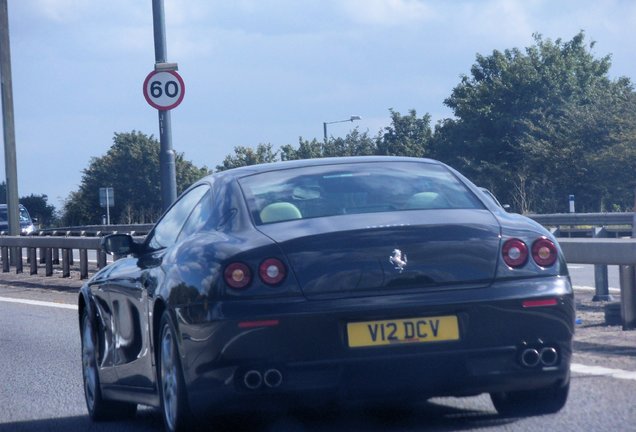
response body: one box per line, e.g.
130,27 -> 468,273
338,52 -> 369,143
161,326 -> 178,430
81,316 -> 97,411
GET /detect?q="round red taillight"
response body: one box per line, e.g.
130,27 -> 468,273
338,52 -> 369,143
259,258 -> 286,285
532,238 -> 557,267
502,238 -> 528,268
224,262 -> 252,289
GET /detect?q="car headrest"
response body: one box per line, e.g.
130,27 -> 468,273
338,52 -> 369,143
405,192 -> 440,209
259,202 -> 302,223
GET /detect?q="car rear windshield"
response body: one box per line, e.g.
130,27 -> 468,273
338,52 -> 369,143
0,207 -> 32,224
238,161 -> 484,225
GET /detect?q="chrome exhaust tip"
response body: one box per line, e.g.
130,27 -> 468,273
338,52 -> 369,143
520,348 -> 541,367
263,369 -> 283,388
539,347 -> 558,366
243,370 -> 263,390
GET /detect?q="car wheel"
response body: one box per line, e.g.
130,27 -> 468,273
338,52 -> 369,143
81,309 -> 137,421
490,380 -> 569,416
159,311 -> 192,432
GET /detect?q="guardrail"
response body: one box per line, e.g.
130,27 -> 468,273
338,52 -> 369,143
558,238 -> 636,264
528,212 -> 635,226
558,238 -> 636,329
0,224 -> 151,280
528,213 -> 634,238
34,224 -> 154,237
0,220 -> 634,328
0,236 -> 104,279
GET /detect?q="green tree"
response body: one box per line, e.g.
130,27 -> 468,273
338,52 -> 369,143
19,194 -> 56,227
62,131 -> 208,225
0,182 -> 58,226
61,191 -> 86,227
215,143 -> 278,171
324,128 -> 376,157
280,138 -> 323,161
376,109 -> 432,157
280,129 -> 376,161
583,90 -> 636,211
227,109 -> 432,166
432,32 -> 635,213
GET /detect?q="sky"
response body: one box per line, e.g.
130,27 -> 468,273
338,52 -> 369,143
1,0 -> 636,211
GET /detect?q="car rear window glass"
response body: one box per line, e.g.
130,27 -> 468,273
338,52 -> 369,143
0,206 -> 33,224
238,161 -> 484,225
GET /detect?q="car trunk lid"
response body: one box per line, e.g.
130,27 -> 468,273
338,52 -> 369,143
256,209 -> 501,299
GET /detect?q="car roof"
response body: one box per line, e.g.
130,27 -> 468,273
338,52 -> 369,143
208,156 -> 442,182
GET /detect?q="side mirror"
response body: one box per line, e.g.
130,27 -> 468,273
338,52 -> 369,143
101,233 -> 135,256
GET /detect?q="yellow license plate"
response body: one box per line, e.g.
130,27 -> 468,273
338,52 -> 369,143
347,315 -> 459,348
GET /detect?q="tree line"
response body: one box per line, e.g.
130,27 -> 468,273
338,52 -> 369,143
218,33 -> 636,215
8,32 -> 634,226
0,182 -> 56,227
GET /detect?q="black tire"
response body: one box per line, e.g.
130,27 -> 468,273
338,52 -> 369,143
158,311 -> 192,432
81,309 -> 137,421
490,380 -> 569,417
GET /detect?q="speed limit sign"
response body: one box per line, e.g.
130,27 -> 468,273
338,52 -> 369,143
143,70 -> 185,110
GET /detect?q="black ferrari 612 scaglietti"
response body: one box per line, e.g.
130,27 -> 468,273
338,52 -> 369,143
79,156 -> 574,431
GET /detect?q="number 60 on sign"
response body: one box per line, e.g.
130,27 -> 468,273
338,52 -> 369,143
143,70 -> 185,111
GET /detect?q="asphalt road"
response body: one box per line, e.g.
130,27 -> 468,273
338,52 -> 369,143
1,267 -> 635,431
568,263 -> 620,291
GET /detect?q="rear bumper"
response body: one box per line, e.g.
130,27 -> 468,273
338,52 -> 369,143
186,345 -> 571,416
176,276 -> 574,415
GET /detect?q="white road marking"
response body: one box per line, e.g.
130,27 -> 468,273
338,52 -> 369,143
2,296 -> 636,381
571,363 -> 636,381
0,295 -> 77,310
573,285 -> 620,293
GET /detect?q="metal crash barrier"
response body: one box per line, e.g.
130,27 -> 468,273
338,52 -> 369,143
558,238 -> 636,330
0,223 -> 635,329
0,236 -> 104,279
0,224 -> 152,280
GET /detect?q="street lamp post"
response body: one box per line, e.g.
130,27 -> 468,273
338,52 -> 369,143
323,115 -> 361,141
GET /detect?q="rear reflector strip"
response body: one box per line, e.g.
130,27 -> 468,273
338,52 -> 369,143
522,298 -> 558,308
238,319 -> 280,329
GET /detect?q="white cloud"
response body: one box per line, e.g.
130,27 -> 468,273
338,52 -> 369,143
29,0 -> 90,22
339,0 -> 436,26
26,0 -> 147,23
164,1 -> 213,26
454,0 -> 535,48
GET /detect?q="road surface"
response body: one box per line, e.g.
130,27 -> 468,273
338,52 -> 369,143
0,265 -> 634,431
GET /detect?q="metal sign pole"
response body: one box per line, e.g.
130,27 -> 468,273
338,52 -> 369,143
0,0 -> 20,238
152,0 -> 177,211
106,188 -> 110,225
